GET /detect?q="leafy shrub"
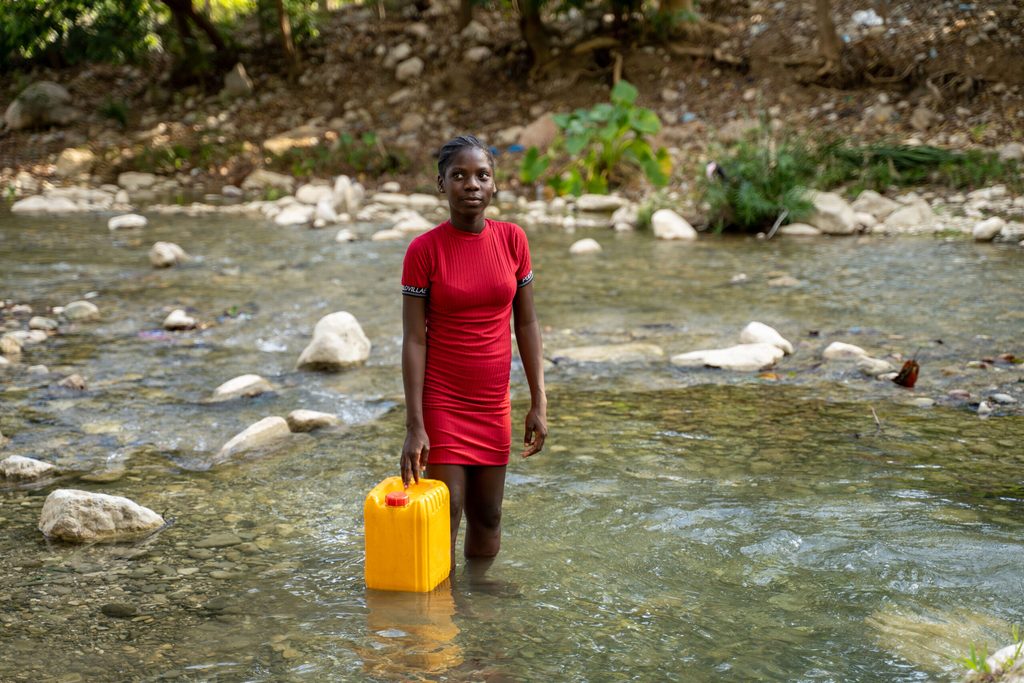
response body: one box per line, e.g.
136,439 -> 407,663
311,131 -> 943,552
520,80 -> 672,196
268,132 -> 406,179
99,98 -> 130,129
702,131 -> 816,232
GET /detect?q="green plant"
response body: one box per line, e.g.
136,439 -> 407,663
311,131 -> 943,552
98,98 -> 129,129
636,188 -> 676,230
957,624 -> 1024,681
520,80 -> 672,196
267,132 -> 406,179
702,131 -> 816,232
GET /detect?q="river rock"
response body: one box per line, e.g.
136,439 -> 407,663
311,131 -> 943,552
576,194 -> 629,212
333,175 -> 364,213
371,229 -> 403,241
4,81 -> 79,130
242,169 -> 296,194
569,238 -> 602,254
990,393 -> 1016,405
55,147 -> 96,178
29,316 -> 58,331
163,309 -> 196,331
216,416 -> 291,461
58,373 -> 87,390
997,142 -> 1024,163
857,356 -> 895,376
262,125 -> 324,156
778,223 -> 821,236
316,197 -> 339,224
11,195 -> 80,213
274,204 -> 315,226
739,322 -> 793,354
460,19 -> 491,44
610,204 -> 638,229
983,641 -> 1024,681
518,113 -> 558,150
883,199 -> 934,231
393,210 -> 433,233
297,311 -> 371,370
671,343 -> 784,371
296,183 -> 334,205
117,172 -> 158,192
335,228 -> 356,242
286,409 -> 340,432
806,191 -> 858,235
63,300 -> 99,321
1,334 -> 23,356
38,489 -> 164,542
0,455 -> 56,481
551,343 -> 664,363
211,374 -> 274,401
395,56 -> 424,82
851,190 -> 900,221
909,106 -> 937,131
972,217 -> 1005,241
822,341 -> 868,360
651,209 -> 697,240
223,62 -> 254,98
108,213 -> 148,230
149,242 -> 188,268
465,46 -> 492,63
195,532 -> 244,548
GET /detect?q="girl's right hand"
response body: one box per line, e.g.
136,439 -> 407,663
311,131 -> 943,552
400,427 -> 430,487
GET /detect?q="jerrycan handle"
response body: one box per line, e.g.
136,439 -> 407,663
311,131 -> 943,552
385,491 -> 410,507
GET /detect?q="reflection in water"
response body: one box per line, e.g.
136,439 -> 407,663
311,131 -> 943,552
363,583 -> 462,677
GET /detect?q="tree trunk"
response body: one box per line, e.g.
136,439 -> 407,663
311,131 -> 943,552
815,0 -> 842,67
458,0 -> 473,31
275,0 -> 299,77
518,0 -> 549,68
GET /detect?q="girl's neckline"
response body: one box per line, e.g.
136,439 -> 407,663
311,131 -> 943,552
443,218 -> 489,239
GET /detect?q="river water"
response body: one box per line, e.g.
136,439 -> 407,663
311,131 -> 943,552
1,212 -> 1022,681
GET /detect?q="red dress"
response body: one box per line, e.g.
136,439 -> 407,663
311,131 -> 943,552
401,219 -> 534,466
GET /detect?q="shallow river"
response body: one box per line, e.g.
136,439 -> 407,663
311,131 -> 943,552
1,212 -> 1022,681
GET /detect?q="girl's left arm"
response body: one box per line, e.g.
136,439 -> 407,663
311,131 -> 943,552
513,282 -> 547,458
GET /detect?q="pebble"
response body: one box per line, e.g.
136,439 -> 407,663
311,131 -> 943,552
947,389 -> 971,400
911,398 -> 935,408
990,393 -> 1016,404
977,401 -> 993,417
187,548 -> 215,560
100,603 -> 138,618
195,532 -> 244,548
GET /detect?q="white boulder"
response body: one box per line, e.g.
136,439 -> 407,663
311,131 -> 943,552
11,195 -> 80,213
739,322 -> 793,354
393,211 -> 433,233
883,199 -> 935,231
569,238 -> 602,255
822,341 -> 868,360
163,309 -> 196,331
851,190 -> 900,221
274,204 -> 315,226
778,223 -> 822,236
39,489 -> 164,542
108,213 -> 148,230
149,241 -> 188,268
333,175 -> 364,213
215,416 -> 291,461
972,216 -> 1005,241
211,374 -> 274,401
62,300 -> 99,321
4,81 -> 78,130
297,311 -> 372,370
1,455 -> 56,481
117,172 -> 159,192
55,147 -> 96,178
296,183 -> 334,205
857,356 -> 895,376
671,343 -> 784,371
651,209 -> 698,240
286,409 -> 340,432
806,191 -> 858,235
576,194 -> 629,212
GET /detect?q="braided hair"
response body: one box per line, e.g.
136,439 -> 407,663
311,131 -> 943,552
437,135 -> 495,178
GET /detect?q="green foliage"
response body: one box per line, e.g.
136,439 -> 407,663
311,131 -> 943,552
267,132 -> 406,179
0,0 -> 163,68
636,188 -> 676,230
702,132 -> 816,232
130,136 -> 245,175
98,98 -> 130,129
520,80 -> 672,196
958,641 -> 991,675
955,624 -> 1023,681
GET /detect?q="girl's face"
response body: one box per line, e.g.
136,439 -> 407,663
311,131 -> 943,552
438,147 -> 495,216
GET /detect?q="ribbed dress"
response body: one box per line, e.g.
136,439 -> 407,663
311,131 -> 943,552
401,219 -> 534,466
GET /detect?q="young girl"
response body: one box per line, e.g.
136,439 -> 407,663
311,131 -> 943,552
400,135 -> 547,568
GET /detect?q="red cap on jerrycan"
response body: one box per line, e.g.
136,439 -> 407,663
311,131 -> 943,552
385,491 -> 410,507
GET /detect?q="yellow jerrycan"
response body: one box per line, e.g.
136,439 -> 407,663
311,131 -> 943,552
364,476 -> 451,592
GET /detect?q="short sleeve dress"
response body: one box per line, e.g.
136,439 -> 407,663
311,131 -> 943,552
401,219 -> 534,466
